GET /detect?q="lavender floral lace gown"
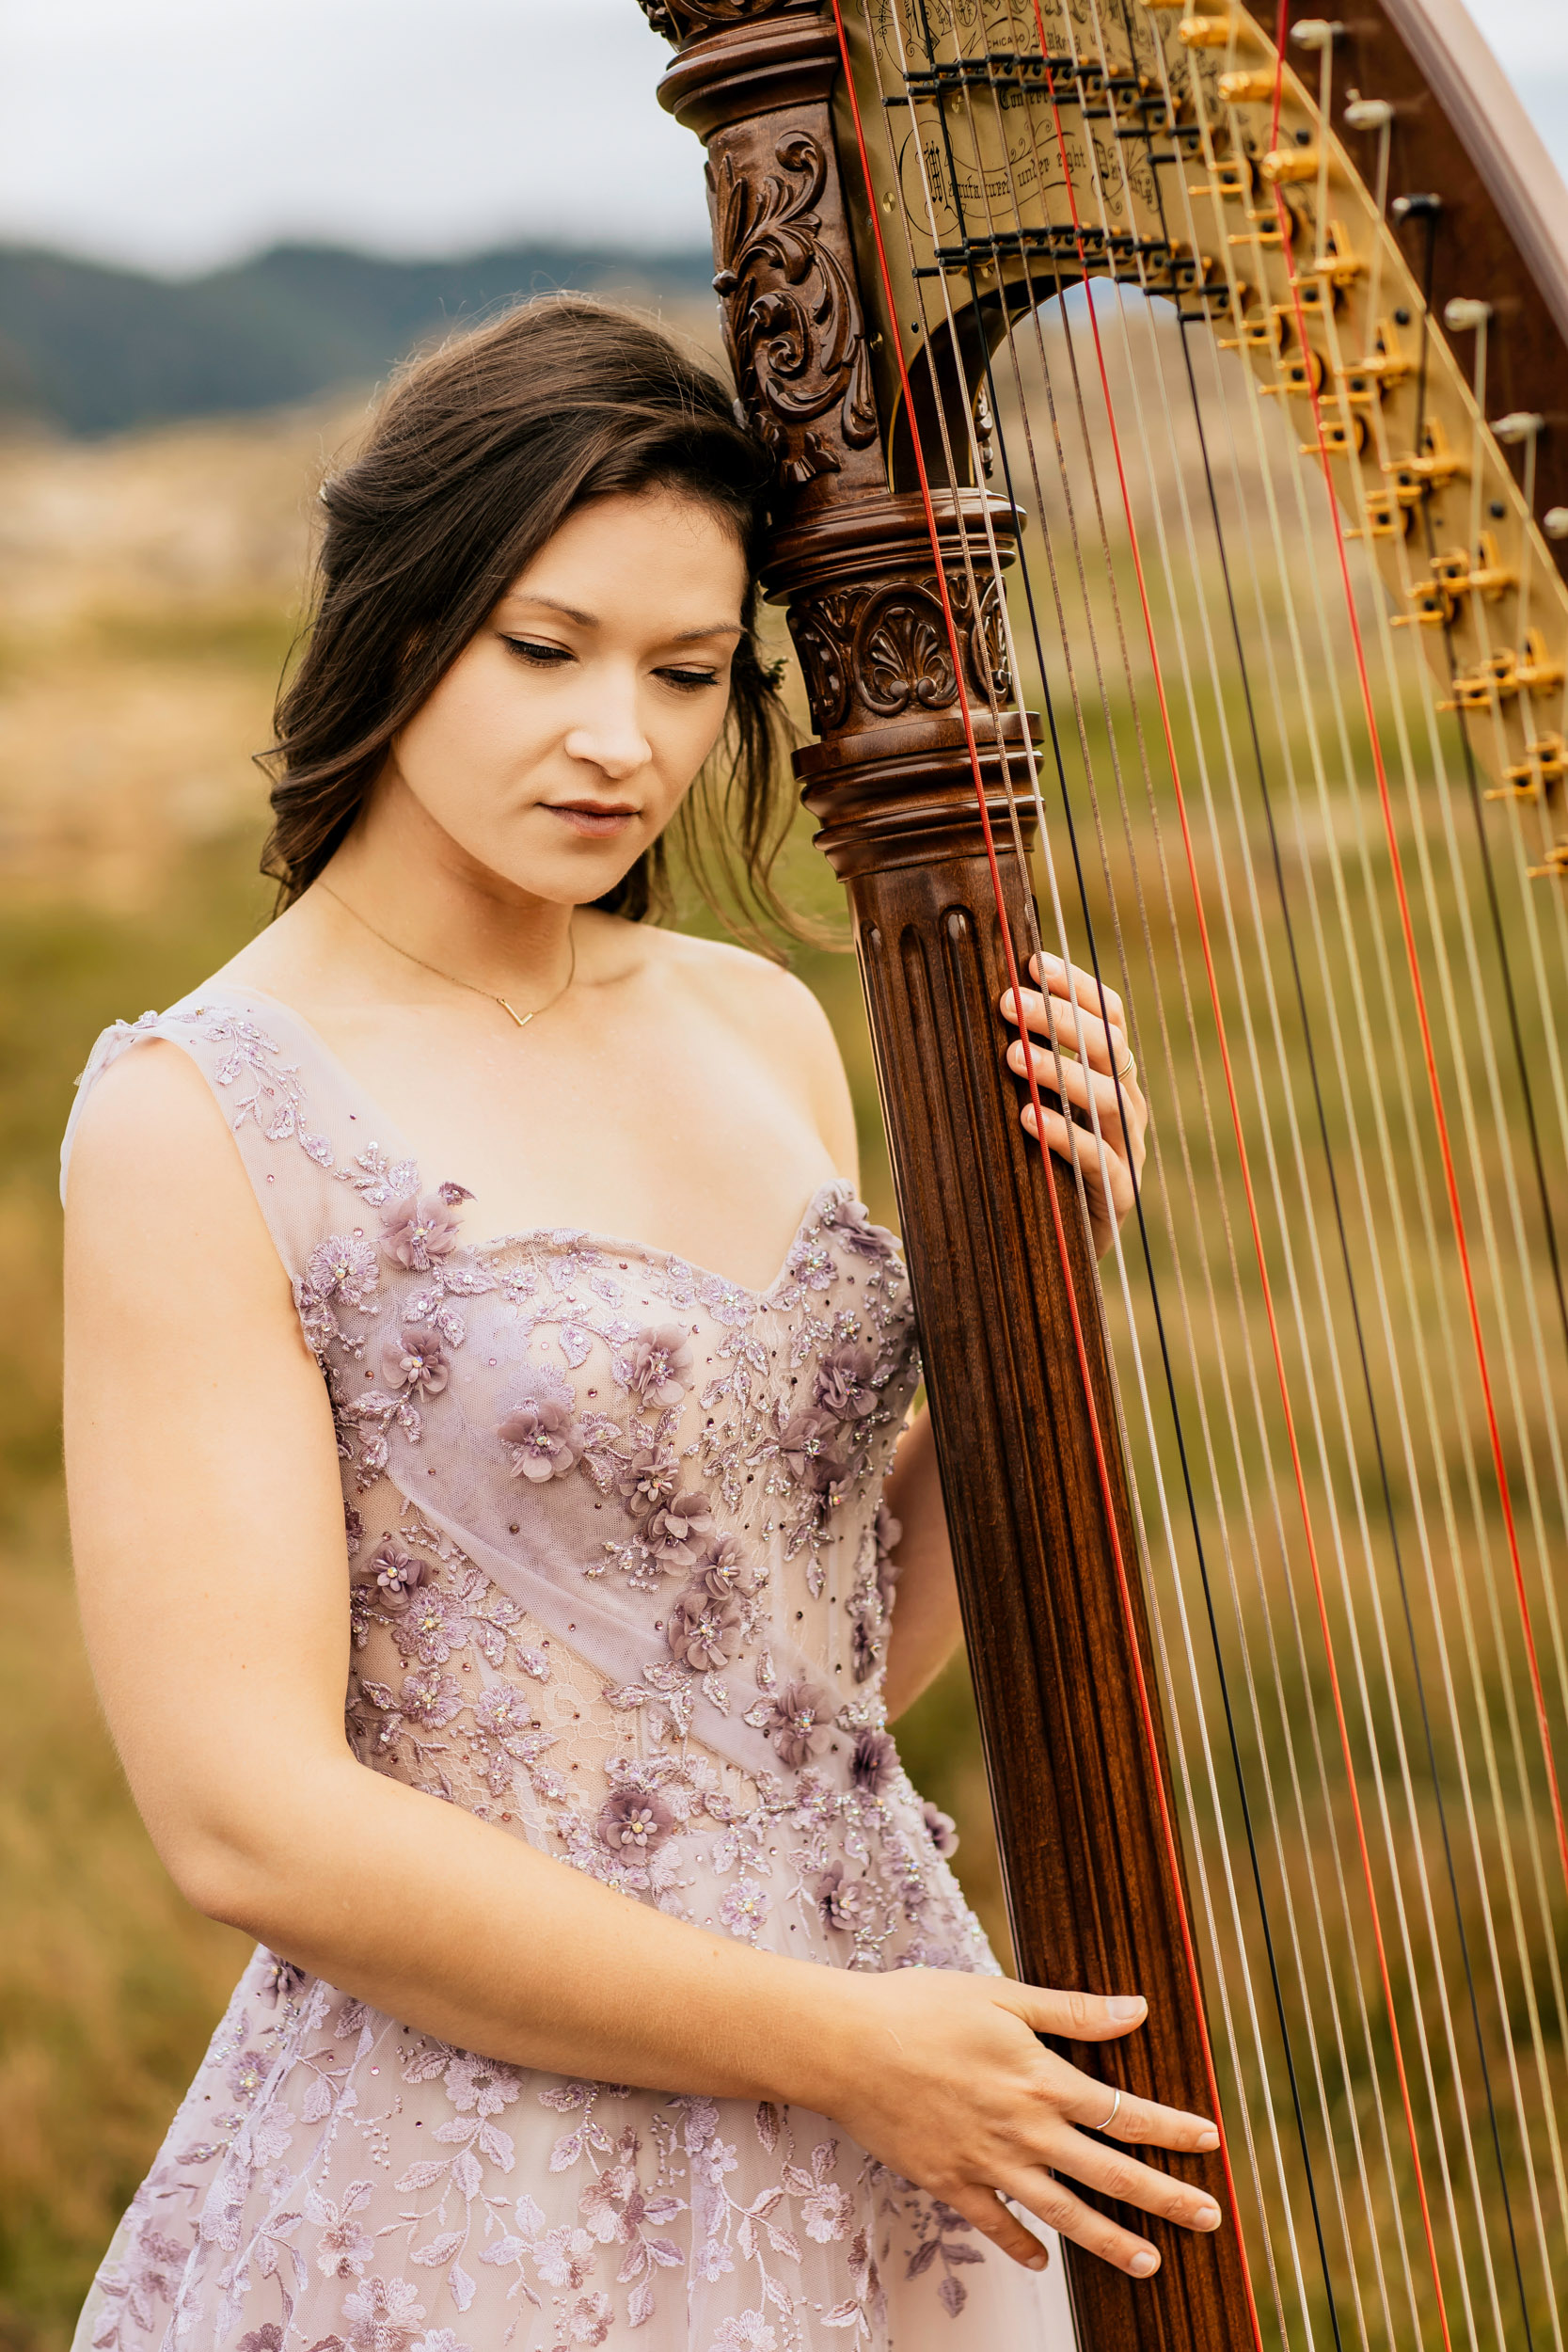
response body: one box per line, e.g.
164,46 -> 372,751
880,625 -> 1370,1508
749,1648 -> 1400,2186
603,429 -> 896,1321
63,988 -> 1071,2352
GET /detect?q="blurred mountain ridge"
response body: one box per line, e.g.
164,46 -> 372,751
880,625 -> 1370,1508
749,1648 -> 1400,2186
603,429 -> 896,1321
0,239 -> 718,439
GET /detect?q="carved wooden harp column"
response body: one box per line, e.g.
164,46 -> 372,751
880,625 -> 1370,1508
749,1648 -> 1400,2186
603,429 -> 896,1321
638,4 -> 1245,2344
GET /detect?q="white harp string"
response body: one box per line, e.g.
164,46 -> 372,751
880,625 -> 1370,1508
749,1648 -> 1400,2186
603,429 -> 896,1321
838,3 -> 1568,2341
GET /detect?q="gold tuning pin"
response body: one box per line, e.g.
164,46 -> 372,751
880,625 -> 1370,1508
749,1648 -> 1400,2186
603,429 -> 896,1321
1189,163 -> 1249,201
1218,69 -> 1275,101
1180,16 -> 1236,44
1260,146 -> 1322,183
1259,348 -> 1325,398
1299,416 -> 1367,458
1490,734 -> 1567,803
1466,531 -> 1515,600
1346,488 -> 1410,540
1516,628 -> 1565,695
1394,545 -> 1512,629
1527,841 -> 1568,880
1336,318 -> 1412,398
1313,221 -> 1365,289
1440,631 -> 1565,712
1384,417 -> 1465,500
1218,306 -> 1284,355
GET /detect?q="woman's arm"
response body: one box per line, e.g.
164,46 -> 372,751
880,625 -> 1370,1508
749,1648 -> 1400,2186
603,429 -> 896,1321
879,1410 -> 961,1720
63,1040 -> 1221,2283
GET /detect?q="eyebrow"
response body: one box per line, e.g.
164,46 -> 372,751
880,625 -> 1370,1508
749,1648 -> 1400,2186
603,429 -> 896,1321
501,595 -> 743,644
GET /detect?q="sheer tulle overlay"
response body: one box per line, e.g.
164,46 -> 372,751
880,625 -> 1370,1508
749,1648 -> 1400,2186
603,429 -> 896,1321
62,991 -> 1070,2351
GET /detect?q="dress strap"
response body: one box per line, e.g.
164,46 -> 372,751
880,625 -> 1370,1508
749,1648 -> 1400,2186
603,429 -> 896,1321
60,987 -> 426,1291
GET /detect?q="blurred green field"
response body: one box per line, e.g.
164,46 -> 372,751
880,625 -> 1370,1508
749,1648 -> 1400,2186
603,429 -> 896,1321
0,402 -> 1005,2352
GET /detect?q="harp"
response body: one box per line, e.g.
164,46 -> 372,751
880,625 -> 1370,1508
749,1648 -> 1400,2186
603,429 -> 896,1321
631,2 -> 1568,2344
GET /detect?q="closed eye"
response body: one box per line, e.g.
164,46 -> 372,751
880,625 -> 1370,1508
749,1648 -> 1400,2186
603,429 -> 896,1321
657,666 -> 722,692
503,637 -> 573,668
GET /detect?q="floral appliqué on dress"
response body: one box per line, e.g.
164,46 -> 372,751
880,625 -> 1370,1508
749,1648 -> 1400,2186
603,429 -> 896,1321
63,995 -> 1064,2351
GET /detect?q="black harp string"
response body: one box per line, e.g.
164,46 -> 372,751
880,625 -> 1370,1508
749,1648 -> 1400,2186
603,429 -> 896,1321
1140,6 -> 1568,2328
1006,13 -> 1410,2333
1110,12 -> 1541,2338
910,25 -> 1367,2301
866,5 -> 1342,2333
987,4 -> 1542,2333
1071,4 -> 1523,2333
830,43 -> 1278,2274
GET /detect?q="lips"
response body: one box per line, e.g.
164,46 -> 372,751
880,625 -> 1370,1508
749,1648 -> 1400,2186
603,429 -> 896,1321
545,801 -> 639,839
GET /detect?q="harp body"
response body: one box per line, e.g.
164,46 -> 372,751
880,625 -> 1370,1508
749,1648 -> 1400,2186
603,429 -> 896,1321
636,4 -> 1568,2345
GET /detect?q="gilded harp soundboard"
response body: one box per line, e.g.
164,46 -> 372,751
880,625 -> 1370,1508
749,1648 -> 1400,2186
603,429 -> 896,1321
633,3 -> 1568,2344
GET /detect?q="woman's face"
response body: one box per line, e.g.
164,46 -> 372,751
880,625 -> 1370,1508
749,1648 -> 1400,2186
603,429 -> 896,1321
373,486 -> 750,906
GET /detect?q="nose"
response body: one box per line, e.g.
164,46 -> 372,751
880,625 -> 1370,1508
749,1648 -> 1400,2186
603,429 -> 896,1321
562,669 -> 651,784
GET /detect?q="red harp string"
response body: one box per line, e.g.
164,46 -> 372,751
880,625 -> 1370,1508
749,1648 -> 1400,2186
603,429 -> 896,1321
1268,0 -> 1568,1921
1016,7 -> 1461,2342
827,6 -> 1265,2335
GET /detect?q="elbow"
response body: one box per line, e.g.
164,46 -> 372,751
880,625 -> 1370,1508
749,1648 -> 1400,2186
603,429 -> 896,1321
155,1753 -> 372,1940
163,1827 -> 276,1934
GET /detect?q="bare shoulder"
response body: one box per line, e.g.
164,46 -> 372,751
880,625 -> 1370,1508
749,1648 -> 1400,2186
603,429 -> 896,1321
64,1031 -> 285,1301
651,927 -> 839,1059
642,925 -> 860,1180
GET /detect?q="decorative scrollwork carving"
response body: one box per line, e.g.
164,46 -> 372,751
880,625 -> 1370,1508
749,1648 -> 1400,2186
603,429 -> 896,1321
636,0 -> 816,41
788,591 -> 859,733
709,133 -> 879,491
786,566 -> 1011,737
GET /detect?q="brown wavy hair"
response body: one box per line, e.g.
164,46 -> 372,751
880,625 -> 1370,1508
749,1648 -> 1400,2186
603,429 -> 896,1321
261,296 -> 797,935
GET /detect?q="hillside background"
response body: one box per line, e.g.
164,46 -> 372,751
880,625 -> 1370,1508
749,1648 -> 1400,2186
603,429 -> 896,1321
0,240 -> 717,437
0,255 -> 1002,2351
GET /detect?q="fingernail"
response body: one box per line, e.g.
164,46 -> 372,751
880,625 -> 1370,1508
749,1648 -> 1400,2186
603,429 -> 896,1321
1108,1995 -> 1146,2022
1131,2249 -> 1160,2277
1027,2250 -> 1050,2271
1198,2206 -> 1222,2231
1197,2126 -> 1220,2152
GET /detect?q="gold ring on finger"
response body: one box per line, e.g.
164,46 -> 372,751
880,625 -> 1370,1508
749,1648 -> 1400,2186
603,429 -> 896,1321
1115,1053 -> 1136,1082
1094,2087 -> 1123,2134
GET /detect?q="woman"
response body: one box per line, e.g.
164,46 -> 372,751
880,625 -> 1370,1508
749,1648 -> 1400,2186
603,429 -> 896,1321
61,299 -> 1216,2352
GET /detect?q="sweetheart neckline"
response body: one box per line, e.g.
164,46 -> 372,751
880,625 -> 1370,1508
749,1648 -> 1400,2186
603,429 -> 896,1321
199,981 -> 860,1308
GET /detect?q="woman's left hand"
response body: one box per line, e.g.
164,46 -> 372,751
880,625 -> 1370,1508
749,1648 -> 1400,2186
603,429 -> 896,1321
1001,952 -> 1148,1260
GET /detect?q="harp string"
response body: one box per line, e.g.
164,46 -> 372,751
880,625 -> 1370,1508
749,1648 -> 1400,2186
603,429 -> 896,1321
1286,127 -> 1568,2319
1017,14 -> 1467,2339
866,11 -> 1409,2341
1095,33 -> 1536,2340
1266,14 -> 1568,1923
893,0 -> 1560,2324
1114,13 -> 1568,2333
835,2 -> 1568,2335
1269,105 -> 1568,2321
1153,26 -> 1568,2322
1362,216 -> 1568,1784
1086,12 -> 1568,2331
868,18 -> 1354,2343
1408,117 -> 1568,1377
826,9 -> 1269,2334
869,13 -> 1401,2333
1160,36 -> 1568,2239
1081,17 -> 1544,2336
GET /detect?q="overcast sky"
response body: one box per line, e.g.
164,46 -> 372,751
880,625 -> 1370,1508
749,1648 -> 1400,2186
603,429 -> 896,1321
0,0 -> 1563,277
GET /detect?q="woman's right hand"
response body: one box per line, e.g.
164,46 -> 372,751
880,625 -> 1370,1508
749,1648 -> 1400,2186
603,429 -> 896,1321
813,1969 -> 1224,2279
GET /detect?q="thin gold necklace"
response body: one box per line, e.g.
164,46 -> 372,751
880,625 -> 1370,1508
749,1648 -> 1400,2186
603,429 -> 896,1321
316,880 -> 577,1031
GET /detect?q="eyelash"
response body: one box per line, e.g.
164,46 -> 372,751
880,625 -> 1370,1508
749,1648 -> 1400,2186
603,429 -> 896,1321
502,639 -> 721,693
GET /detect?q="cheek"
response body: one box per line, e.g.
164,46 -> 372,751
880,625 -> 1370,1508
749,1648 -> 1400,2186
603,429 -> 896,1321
393,655 -> 540,820
656,690 -> 734,801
